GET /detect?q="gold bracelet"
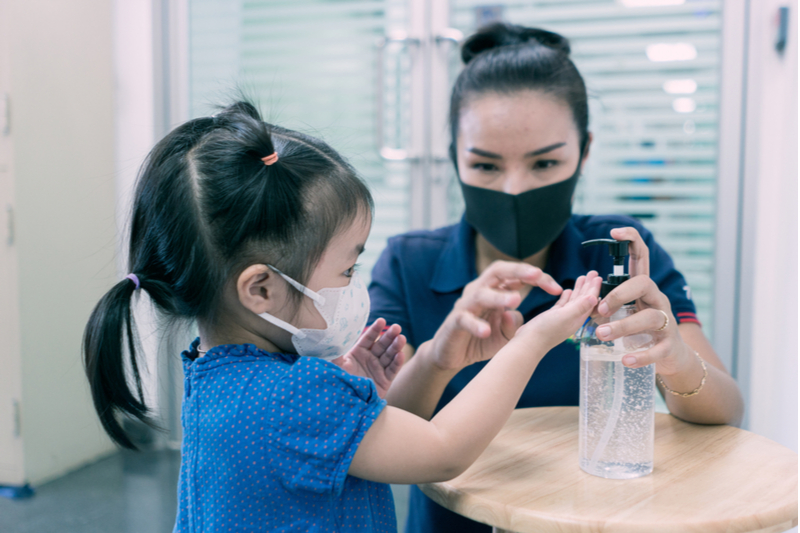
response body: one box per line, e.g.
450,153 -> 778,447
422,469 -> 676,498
656,350 -> 707,398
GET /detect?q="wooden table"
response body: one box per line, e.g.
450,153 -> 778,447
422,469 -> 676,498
420,407 -> 798,533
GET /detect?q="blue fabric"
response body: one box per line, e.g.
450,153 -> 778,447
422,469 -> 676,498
368,214 -> 698,533
174,340 -> 396,533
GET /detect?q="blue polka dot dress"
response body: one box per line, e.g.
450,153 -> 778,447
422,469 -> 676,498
173,339 -> 397,532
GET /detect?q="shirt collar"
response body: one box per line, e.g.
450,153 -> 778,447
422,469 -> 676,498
430,215 -> 478,293
429,215 -> 590,310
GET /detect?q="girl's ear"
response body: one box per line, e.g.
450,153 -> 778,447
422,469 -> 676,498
236,264 -> 280,314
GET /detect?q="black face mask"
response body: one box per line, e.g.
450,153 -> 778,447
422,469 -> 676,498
459,160 -> 582,260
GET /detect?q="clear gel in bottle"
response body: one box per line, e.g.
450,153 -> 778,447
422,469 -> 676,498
578,239 -> 655,479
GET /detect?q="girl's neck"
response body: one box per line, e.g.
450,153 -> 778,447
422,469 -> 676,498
197,321 -> 283,355
475,233 -> 550,300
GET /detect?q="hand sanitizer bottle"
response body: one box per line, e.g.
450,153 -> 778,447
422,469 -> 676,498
579,238 -> 656,479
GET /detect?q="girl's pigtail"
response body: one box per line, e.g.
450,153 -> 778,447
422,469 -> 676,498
82,277 -> 152,450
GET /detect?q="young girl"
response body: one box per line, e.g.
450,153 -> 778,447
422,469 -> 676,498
83,101 -> 601,532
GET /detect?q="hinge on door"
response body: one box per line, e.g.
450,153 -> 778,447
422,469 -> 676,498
0,93 -> 8,136
12,400 -> 20,438
6,204 -> 13,246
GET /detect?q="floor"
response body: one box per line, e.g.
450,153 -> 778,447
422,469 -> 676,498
0,451 -> 409,533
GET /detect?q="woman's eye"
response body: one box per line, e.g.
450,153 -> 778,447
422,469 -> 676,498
472,162 -> 498,172
533,160 -> 558,170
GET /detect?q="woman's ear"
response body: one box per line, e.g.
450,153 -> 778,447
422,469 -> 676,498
236,264 -> 280,315
581,132 -> 593,166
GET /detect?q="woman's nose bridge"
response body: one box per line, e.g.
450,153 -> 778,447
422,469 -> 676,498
503,167 -> 530,195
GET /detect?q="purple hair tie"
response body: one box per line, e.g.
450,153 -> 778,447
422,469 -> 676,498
125,273 -> 141,290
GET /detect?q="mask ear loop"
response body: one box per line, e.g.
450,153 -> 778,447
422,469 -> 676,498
258,311 -> 307,339
266,265 -> 326,305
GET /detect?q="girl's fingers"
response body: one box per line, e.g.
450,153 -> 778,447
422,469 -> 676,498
371,323 -> 402,356
552,289 -> 572,309
377,335 -> 406,367
384,349 -> 405,381
356,318 -> 387,350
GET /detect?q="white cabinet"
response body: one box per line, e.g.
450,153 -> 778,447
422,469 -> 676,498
0,0 -> 118,487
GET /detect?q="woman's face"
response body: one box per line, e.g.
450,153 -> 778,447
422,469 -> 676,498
456,90 -> 589,194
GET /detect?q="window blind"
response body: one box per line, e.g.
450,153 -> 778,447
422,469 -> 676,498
448,0 -> 721,338
188,0 -> 411,280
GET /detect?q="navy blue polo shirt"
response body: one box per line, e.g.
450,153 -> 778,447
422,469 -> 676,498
368,214 -> 698,533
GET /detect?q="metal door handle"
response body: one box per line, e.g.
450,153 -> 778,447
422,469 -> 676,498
435,28 -> 464,46
376,32 -> 420,161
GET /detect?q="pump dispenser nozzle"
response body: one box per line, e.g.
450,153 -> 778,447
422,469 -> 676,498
582,238 -> 632,299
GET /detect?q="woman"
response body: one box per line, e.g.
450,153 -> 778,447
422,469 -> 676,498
368,22 -> 744,533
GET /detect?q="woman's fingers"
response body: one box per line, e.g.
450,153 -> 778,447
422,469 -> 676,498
597,275 -> 669,317
620,340 -> 670,369
461,286 -> 522,312
609,227 -> 650,278
500,309 -> 524,340
595,308 -> 671,341
454,311 -> 492,338
481,261 -> 563,295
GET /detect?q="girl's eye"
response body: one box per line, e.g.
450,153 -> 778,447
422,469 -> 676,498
533,160 -> 558,170
344,264 -> 360,278
472,162 -> 498,172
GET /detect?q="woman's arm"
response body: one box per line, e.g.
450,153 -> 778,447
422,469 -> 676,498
384,260 -> 561,418
349,273 -> 601,484
594,227 -> 744,426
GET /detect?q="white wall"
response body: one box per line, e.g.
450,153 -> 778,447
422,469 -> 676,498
9,0 -> 118,484
739,0 -> 798,453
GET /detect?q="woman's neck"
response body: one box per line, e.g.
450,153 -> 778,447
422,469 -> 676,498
475,233 -> 550,300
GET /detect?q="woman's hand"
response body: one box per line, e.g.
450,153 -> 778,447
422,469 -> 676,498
593,227 -> 695,376
426,261 -> 563,371
514,272 -> 602,350
333,318 -> 406,397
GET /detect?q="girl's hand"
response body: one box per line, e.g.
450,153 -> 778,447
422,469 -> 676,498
333,318 -> 406,398
427,261 -> 563,371
514,272 -> 602,350
593,227 -> 695,376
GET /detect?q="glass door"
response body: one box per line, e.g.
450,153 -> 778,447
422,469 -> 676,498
185,0 -> 728,353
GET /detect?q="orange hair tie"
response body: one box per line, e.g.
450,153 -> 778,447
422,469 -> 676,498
261,152 -> 279,166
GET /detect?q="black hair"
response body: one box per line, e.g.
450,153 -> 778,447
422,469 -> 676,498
449,22 -> 589,168
83,101 -> 373,449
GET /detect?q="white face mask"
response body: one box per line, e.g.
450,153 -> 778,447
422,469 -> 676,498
258,266 -> 370,361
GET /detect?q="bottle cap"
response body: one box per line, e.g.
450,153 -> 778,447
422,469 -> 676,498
582,238 -> 633,300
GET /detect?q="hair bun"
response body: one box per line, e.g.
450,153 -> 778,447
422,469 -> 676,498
461,22 -> 570,64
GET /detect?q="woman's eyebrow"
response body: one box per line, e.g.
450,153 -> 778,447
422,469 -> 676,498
467,142 -> 567,159
467,147 -> 502,159
525,142 -> 566,157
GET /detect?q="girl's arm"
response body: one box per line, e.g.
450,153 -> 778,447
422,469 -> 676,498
349,273 -> 601,484
385,260 -> 562,419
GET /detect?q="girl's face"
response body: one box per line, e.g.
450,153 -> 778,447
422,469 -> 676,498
292,211 -> 371,331
456,90 -> 589,195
